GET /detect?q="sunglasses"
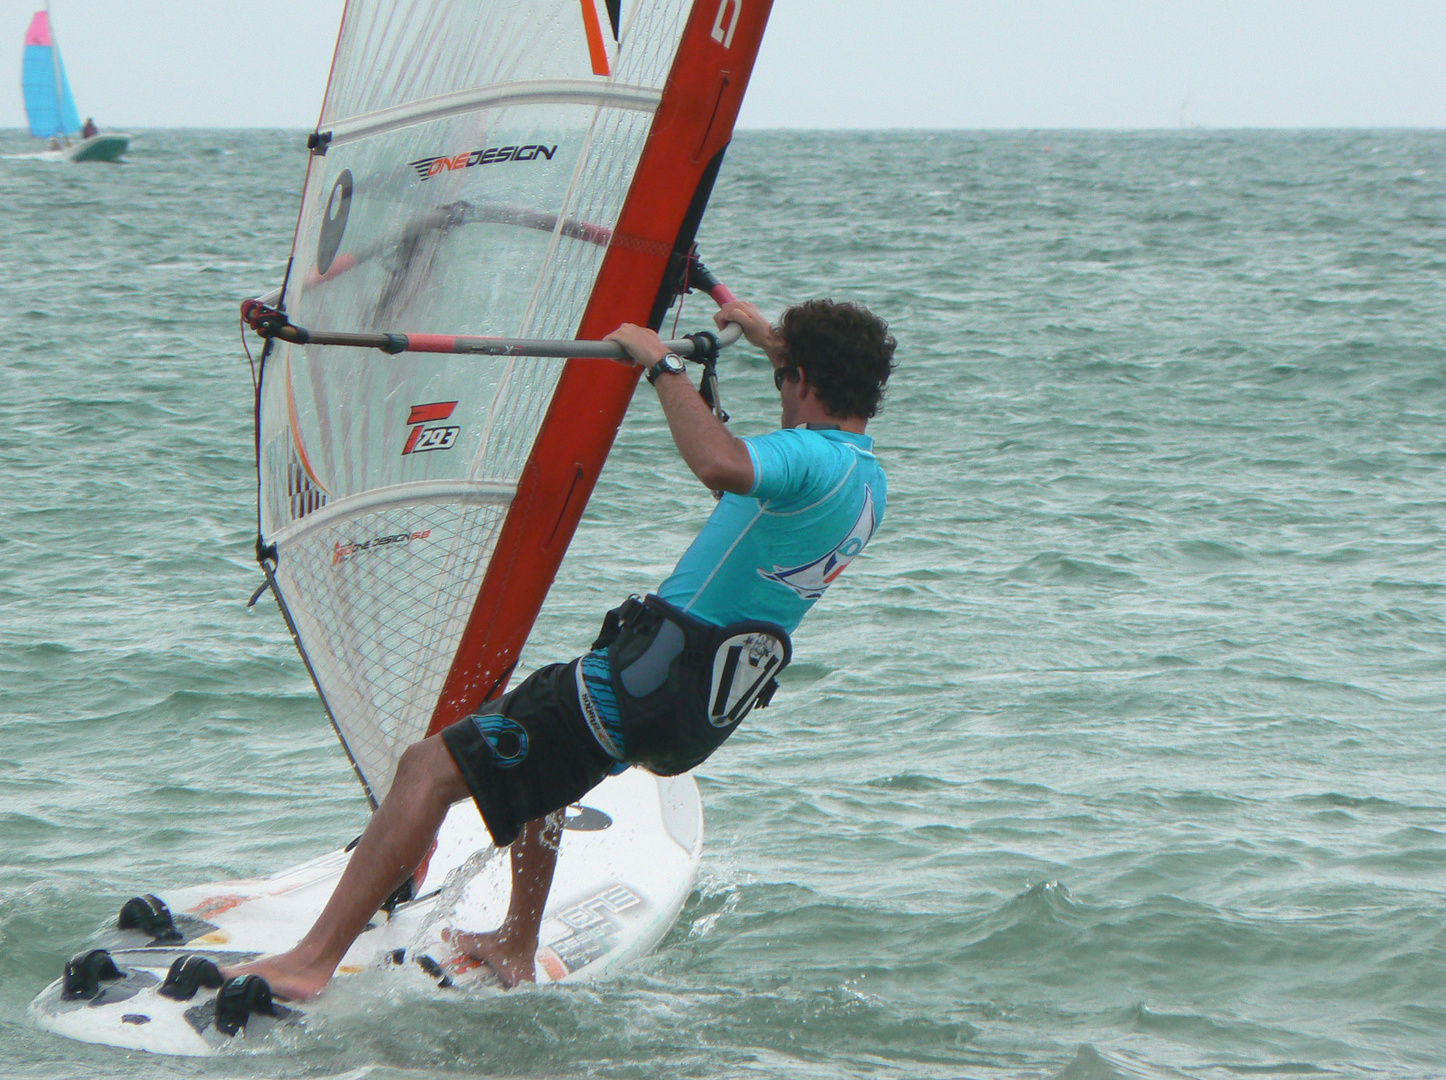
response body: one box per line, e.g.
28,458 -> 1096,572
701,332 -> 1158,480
773,366 -> 799,391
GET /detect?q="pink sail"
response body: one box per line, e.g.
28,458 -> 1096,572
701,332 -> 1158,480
24,11 -> 51,47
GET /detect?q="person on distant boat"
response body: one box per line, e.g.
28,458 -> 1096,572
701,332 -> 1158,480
225,298 -> 896,1000
81,117 -> 97,139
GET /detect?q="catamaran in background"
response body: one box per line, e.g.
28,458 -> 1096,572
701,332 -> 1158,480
20,6 -> 129,162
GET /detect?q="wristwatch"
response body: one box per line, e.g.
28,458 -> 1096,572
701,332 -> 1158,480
645,353 -> 687,385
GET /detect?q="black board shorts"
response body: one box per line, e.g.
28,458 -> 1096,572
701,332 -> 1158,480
440,660 -> 616,848
440,596 -> 789,849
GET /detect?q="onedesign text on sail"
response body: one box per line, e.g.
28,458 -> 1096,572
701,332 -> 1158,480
409,144 -> 559,181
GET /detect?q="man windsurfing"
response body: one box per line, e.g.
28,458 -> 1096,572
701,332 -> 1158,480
228,297 -> 896,997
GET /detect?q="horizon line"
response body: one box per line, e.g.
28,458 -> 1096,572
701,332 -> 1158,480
3,123 -> 1445,134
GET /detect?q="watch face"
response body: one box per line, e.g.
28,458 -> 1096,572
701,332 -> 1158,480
649,354 -> 685,383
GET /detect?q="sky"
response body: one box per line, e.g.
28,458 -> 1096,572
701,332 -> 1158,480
2,1 -> 1444,130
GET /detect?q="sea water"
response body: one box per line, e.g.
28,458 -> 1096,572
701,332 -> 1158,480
0,128 -> 1443,1079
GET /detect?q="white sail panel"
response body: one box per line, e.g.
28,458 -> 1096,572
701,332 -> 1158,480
258,0 -> 695,802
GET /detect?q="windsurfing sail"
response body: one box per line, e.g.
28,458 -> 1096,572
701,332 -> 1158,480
254,0 -> 772,805
22,8 -> 81,139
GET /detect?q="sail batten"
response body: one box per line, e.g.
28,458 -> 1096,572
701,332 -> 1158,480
257,0 -> 773,803
323,79 -> 662,146
269,480 -> 517,549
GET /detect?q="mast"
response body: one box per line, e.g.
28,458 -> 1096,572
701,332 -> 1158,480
47,4 -> 65,138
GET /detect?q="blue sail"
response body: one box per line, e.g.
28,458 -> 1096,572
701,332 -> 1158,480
22,11 -> 82,138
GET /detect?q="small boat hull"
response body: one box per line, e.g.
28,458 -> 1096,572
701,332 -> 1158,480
61,133 -> 130,162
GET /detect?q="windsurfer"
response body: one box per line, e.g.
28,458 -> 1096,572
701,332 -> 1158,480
225,298 -> 895,999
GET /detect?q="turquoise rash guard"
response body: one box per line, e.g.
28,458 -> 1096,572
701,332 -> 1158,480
580,426 -> 887,767
657,427 -> 887,632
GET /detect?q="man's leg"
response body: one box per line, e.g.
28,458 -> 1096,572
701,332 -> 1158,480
225,733 -> 472,1000
446,810 -> 564,987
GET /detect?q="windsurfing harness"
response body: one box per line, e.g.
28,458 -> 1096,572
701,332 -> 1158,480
581,594 -> 791,776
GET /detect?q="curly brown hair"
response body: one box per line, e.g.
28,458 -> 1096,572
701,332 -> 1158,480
776,299 -> 897,419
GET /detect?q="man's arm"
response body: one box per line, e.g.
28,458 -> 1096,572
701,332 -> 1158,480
715,300 -> 786,367
606,323 -> 755,495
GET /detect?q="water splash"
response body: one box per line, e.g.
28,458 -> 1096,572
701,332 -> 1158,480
405,843 -> 503,957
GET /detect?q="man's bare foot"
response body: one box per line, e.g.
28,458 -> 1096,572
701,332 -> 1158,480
442,926 -> 538,988
221,948 -> 334,1002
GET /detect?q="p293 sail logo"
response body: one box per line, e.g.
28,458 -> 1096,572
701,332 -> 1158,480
402,401 -> 460,456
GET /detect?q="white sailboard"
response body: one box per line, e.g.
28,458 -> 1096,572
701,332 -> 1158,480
31,0 -> 774,1056
30,771 -> 702,1056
